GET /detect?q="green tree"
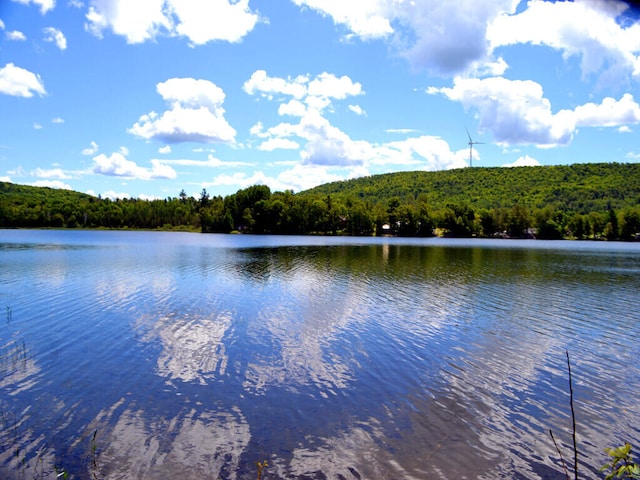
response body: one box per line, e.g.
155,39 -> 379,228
620,208 -> 640,241
604,209 -> 620,240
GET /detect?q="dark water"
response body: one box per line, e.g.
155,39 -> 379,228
1,230 -> 639,479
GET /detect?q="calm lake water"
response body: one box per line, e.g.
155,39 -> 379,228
1,230 -> 639,480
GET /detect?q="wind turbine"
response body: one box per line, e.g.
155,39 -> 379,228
466,128 -> 484,167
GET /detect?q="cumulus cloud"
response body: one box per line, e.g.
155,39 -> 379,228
573,94 -> 640,127
257,138 -> 300,151
31,167 -> 71,179
244,70 -> 309,100
502,155 -> 541,167
129,77 -> 236,144
244,70 -> 362,110
160,154 -> 251,168
291,0 -> 516,75
244,70 -> 366,165
290,0 -> 393,40
293,0 -> 640,82
245,69 -> 465,171
82,140 -> 99,155
204,164 -> 345,194
52,117 -> 64,124
92,151 -> 177,179
373,135 -> 468,170
6,31 -> 27,41
348,105 -> 365,116
84,0 -> 259,45
428,77 -> 576,147
169,0 -> 259,44
42,27 -> 67,49
13,0 -> 55,15
100,190 -> 131,200
0,63 -> 46,97
158,145 -> 171,154
488,0 -> 640,83
429,77 -> 640,147
31,180 -> 72,189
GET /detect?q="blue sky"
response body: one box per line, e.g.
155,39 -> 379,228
1,0 -> 639,200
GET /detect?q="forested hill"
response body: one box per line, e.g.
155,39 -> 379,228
301,162 -> 640,213
1,162 -> 639,239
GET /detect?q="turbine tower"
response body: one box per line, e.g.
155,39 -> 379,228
466,128 -> 484,167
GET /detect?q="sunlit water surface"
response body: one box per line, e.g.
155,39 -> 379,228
1,230 -> 639,479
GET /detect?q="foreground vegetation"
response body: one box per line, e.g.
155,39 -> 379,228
1,162 -> 639,239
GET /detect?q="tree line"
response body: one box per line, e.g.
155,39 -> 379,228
1,162 -> 639,240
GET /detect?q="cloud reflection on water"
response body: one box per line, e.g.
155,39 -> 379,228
91,402 -> 250,479
148,313 -> 232,384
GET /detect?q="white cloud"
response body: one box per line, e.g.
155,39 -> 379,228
307,72 -> 363,99
618,125 -> 632,133
0,63 -> 46,98
245,70 -> 368,166
12,0 -> 55,15
82,140 -> 99,155
84,0 -> 259,45
68,0 -> 83,8
137,193 -> 161,201
244,70 -> 362,110
399,0 -> 516,75
6,31 -> 27,41
243,70 -> 308,100
428,76 -> 576,147
0,19 -> 4,30
245,69 -> 466,171
129,77 -> 236,144
119,146 -> 129,156
32,167 -> 71,179
278,99 -> 307,117
33,122 -> 43,130
85,0 -> 171,43
0,176 -> 12,182
100,190 -> 131,200
293,0 -> 640,82
430,77 -> 640,147
158,145 -> 171,154
257,138 -> 300,151
502,155 -> 541,167
204,171 -> 270,189
573,94 -> 640,127
169,0 -> 259,45
292,0 -> 517,75
273,163 -> 345,192
52,117 -> 64,124
31,180 -> 72,190
43,27 -> 67,50
290,0 -> 393,40
488,0 -> 640,83
92,152 -> 177,179
386,128 -> 418,134
348,104 -> 365,116
160,154 -> 250,167
204,164 -> 345,193
373,135 -> 467,170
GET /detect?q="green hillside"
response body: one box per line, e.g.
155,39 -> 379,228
301,162 -> 640,214
1,162 -> 639,239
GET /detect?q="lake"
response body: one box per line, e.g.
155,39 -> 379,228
1,230 -> 639,479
